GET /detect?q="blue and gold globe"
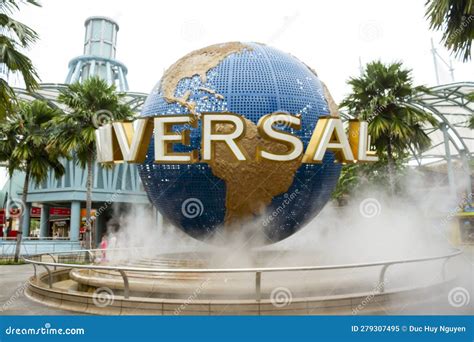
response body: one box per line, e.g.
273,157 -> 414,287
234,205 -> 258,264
138,42 -> 341,244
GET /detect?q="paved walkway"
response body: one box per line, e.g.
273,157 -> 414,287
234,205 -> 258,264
0,264 -> 81,315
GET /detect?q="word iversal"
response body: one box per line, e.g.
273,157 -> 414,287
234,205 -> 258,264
95,112 -> 378,164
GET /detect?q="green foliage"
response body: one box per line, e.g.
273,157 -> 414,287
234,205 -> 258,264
0,100 -> 65,183
53,77 -> 134,167
0,259 -> 26,265
337,61 -> 436,197
52,77 -> 134,247
0,0 -> 41,119
341,61 -> 437,159
332,156 -> 408,202
332,164 -> 359,202
426,0 -> 474,62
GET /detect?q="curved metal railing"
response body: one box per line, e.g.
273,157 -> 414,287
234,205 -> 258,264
23,248 -> 462,301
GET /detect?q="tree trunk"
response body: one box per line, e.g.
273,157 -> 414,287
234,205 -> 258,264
86,154 -> 94,249
14,166 -> 30,262
386,140 -> 395,196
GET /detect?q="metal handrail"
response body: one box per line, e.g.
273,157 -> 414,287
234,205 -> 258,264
23,249 -> 462,274
1,237 -> 72,241
23,248 -> 462,300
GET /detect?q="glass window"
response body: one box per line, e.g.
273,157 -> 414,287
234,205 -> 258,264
91,20 -> 102,40
104,22 -> 113,41
102,43 -> 112,58
90,42 -> 101,56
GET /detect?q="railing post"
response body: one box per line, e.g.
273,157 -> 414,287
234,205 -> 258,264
255,272 -> 261,301
46,253 -> 58,270
42,265 -> 52,289
378,264 -> 390,293
119,270 -> 130,299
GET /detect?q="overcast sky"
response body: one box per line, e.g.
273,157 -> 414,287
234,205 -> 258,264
10,0 -> 474,102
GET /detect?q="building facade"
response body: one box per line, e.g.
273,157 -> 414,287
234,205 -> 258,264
1,17 -> 156,251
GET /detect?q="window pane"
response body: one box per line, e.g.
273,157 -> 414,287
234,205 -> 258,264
90,42 -> 101,56
91,20 -> 102,40
102,43 -> 112,58
104,22 -> 113,41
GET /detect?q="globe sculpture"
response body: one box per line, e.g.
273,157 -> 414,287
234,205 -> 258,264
138,42 -> 341,244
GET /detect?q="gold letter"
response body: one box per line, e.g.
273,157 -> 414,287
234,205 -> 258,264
201,113 -> 247,162
256,112 -> 303,161
95,124 -> 122,164
348,120 -> 378,162
154,115 -> 198,163
112,118 -> 152,163
302,116 -> 354,163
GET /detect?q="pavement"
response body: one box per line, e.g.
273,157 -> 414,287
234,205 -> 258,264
0,264 -> 81,315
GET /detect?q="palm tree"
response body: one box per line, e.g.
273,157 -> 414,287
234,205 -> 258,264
53,77 -> 133,248
0,100 -> 65,261
0,0 -> 41,119
340,61 -> 438,194
425,0 -> 474,62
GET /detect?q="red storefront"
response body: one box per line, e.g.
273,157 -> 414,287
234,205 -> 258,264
0,206 -> 71,237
